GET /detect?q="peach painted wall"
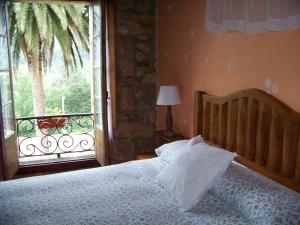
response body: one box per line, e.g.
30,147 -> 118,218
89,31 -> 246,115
156,0 -> 300,138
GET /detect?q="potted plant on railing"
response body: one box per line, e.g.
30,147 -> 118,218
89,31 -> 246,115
37,117 -> 67,129
37,108 -> 67,129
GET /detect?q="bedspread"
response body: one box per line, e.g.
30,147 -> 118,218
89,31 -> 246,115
0,158 -> 250,225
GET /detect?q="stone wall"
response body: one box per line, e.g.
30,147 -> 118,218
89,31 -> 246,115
110,0 -> 156,163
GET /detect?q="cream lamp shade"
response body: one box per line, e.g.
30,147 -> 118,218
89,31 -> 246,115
156,85 -> 181,106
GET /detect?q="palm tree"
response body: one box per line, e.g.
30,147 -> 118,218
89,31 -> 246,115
9,3 -> 89,116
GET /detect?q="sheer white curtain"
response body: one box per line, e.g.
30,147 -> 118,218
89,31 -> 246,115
205,0 -> 300,35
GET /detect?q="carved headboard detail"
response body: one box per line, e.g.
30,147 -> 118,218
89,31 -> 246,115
194,89 -> 300,192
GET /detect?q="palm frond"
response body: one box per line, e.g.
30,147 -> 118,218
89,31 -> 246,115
12,32 -> 20,70
32,4 -> 48,40
67,21 -> 83,50
49,4 -> 68,31
9,2 -> 89,74
69,40 -> 78,69
23,8 -> 33,50
14,3 -> 30,33
65,5 -> 83,31
69,30 -> 83,68
50,9 -> 73,73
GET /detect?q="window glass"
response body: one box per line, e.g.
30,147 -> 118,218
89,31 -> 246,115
93,5 -> 101,35
0,2 -> 6,35
2,103 -> 14,138
0,71 -> 12,106
0,37 -> 9,70
93,36 -> 101,67
95,97 -> 102,126
92,5 -> 103,128
94,68 -> 102,126
94,68 -> 102,98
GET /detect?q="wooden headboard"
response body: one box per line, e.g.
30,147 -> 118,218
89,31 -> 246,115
194,89 -> 300,192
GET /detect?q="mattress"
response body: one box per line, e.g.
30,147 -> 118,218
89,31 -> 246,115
0,158 -> 250,225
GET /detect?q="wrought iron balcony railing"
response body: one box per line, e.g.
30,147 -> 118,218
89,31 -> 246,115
16,113 -> 95,159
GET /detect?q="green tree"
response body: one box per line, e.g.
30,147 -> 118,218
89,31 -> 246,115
44,73 -> 91,115
64,77 -> 91,113
13,72 -> 33,117
9,3 -> 89,116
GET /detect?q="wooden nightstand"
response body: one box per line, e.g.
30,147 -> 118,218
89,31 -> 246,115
136,152 -> 156,160
154,130 -> 187,147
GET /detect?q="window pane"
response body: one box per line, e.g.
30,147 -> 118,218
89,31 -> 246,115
2,103 -> 14,138
0,71 -> 12,106
0,37 -> 9,70
94,69 -> 102,126
93,5 -> 101,34
93,5 -> 103,128
95,97 -> 102,126
93,36 -> 101,67
0,2 -> 6,35
94,68 -> 102,98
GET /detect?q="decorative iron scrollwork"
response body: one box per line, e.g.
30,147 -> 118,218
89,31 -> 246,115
17,113 -> 95,158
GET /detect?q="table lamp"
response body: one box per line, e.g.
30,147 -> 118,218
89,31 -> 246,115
156,85 -> 181,137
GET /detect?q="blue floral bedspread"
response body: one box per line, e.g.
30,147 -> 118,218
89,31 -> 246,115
0,158 -> 299,225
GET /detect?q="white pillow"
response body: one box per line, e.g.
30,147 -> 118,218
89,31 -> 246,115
155,135 -> 203,163
187,135 -> 203,146
155,140 -> 188,157
158,143 -> 191,163
156,143 -> 237,211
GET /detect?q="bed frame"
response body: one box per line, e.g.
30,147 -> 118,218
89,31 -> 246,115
194,89 -> 300,193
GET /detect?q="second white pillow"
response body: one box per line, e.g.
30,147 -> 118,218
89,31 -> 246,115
156,143 -> 237,211
187,135 -> 203,146
156,135 -> 203,163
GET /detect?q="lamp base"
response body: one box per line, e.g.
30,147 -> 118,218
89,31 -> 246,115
164,105 -> 174,137
163,130 -> 175,137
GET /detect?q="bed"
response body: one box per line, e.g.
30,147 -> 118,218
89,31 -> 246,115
1,89 -> 300,225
